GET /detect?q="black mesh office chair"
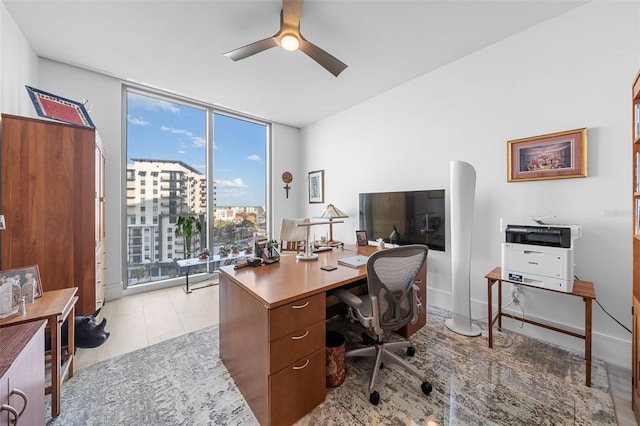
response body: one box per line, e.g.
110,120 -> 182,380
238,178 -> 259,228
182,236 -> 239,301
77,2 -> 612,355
332,245 -> 432,405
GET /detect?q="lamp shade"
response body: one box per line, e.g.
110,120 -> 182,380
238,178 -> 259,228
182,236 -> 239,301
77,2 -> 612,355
316,204 -> 348,219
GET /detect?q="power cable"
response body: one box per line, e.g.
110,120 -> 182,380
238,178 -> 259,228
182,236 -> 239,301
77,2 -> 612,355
574,275 -> 631,334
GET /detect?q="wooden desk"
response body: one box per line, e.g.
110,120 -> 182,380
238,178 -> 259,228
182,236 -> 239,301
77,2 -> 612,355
219,245 -> 427,425
0,287 -> 78,417
485,267 -> 596,386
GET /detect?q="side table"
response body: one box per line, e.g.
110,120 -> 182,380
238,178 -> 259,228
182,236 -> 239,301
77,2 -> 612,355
485,267 -> 595,386
0,287 -> 78,417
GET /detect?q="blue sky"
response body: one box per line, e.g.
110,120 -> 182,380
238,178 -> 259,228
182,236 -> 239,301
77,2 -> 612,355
127,92 -> 266,206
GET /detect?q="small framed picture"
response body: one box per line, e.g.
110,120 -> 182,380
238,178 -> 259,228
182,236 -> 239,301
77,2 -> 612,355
308,170 -> 324,203
0,265 -> 43,317
356,230 -> 368,246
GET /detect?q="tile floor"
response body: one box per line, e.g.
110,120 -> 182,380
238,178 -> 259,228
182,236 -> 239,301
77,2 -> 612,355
73,281 -> 637,425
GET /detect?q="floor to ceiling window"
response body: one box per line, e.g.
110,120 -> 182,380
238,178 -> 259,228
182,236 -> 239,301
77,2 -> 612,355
125,88 -> 268,288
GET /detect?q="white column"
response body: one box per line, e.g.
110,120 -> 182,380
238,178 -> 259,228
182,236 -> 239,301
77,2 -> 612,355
445,160 -> 481,336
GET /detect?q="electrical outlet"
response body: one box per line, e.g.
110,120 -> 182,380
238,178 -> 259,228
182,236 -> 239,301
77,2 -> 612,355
512,284 -> 520,305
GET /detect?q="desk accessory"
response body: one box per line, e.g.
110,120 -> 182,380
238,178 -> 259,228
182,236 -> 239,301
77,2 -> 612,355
234,258 -> 249,269
256,239 -> 280,264
321,265 -> 337,271
356,230 -> 368,246
337,255 -> 369,268
315,203 -> 348,246
247,257 -> 263,267
296,220 -> 343,261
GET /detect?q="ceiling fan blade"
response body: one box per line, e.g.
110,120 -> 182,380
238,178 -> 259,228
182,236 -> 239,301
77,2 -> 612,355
299,38 -> 348,77
224,36 -> 279,61
282,0 -> 303,32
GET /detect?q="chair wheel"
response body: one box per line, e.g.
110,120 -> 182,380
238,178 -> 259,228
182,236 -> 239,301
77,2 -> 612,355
369,391 -> 380,405
407,346 -> 416,356
421,381 -> 433,395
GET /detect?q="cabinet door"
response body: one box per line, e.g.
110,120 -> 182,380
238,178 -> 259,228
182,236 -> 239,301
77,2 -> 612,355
0,374 -> 10,426
8,325 -> 45,426
270,348 -> 325,426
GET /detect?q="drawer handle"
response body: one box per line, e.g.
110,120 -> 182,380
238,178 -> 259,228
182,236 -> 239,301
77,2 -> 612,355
414,279 -> 422,284
291,330 -> 309,340
292,301 -> 309,309
10,389 -> 27,418
1,404 -> 18,425
292,359 -> 310,370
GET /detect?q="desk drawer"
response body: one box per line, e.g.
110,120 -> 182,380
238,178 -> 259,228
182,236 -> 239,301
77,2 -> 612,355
270,320 -> 325,374
270,293 -> 325,341
270,347 -> 325,426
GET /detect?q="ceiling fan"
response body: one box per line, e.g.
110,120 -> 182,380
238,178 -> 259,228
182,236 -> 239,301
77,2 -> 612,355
224,0 -> 348,77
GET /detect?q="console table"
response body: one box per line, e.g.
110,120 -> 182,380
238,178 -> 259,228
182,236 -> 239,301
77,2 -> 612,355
0,287 -> 78,417
177,254 -> 245,293
485,267 -> 595,386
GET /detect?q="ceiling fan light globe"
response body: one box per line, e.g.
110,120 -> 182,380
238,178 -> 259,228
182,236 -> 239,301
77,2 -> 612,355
280,34 -> 300,52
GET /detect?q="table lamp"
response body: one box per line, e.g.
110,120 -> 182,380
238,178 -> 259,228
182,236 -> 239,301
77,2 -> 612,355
316,204 -> 348,246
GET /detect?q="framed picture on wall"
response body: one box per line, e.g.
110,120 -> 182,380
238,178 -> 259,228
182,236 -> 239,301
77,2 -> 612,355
308,170 -> 324,203
507,128 -> 587,182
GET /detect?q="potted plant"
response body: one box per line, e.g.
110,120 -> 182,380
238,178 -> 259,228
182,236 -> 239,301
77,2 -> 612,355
199,248 -> 210,260
175,215 -> 202,259
244,246 -> 253,255
218,246 -> 229,258
231,244 -> 240,255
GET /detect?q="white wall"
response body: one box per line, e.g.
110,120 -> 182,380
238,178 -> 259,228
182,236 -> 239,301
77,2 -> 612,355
0,1 -> 37,116
300,2 -> 639,368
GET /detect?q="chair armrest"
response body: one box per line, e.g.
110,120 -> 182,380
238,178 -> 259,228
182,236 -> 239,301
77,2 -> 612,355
330,288 -> 363,309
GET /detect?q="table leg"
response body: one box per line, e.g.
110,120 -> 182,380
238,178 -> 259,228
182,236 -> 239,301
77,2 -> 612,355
497,280 -> 503,331
184,266 -> 191,294
50,315 -> 61,417
585,297 -> 592,387
68,304 -> 75,378
487,278 -> 493,348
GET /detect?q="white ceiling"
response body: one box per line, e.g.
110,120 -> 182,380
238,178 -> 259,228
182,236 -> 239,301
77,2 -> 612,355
4,0 -> 586,128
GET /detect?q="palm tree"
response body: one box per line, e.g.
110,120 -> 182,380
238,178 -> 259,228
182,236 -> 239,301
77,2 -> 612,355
175,215 -> 202,258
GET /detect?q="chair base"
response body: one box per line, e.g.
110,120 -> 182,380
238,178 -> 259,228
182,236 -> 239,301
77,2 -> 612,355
346,333 -> 432,405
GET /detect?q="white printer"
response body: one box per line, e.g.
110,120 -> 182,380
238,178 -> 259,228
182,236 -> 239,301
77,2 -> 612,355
500,218 -> 582,293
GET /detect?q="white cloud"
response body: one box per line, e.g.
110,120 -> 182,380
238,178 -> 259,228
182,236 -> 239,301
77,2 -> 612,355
215,178 -> 247,188
246,154 -> 261,162
161,125 -> 205,148
178,150 -> 186,155
128,93 -> 180,114
127,115 -> 150,126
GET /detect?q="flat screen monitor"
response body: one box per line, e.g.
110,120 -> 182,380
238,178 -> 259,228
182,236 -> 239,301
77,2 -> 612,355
359,189 -> 445,251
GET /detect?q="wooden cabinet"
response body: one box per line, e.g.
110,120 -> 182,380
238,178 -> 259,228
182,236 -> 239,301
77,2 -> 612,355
632,70 -> 640,424
0,321 -> 45,426
0,114 -> 106,316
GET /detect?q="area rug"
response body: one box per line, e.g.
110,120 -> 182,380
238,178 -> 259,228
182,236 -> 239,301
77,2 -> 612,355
46,308 -> 616,425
